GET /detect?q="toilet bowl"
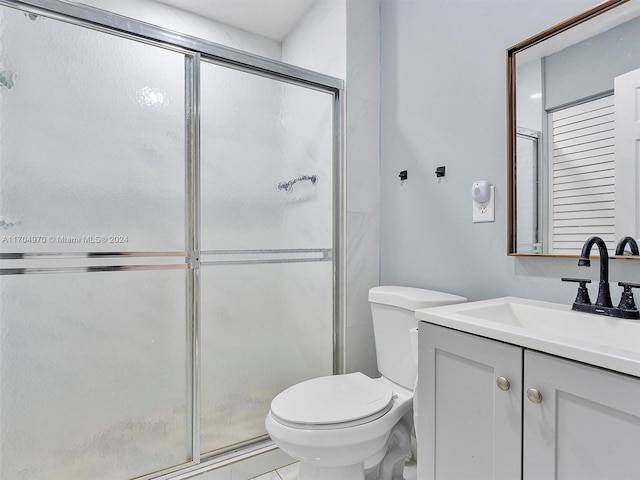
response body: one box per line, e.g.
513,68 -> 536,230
265,374 -> 413,480
265,286 -> 467,480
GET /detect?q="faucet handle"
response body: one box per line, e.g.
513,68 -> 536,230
617,282 -> 640,313
562,277 -> 592,306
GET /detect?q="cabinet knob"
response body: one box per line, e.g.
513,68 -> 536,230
496,376 -> 511,391
527,388 -> 543,404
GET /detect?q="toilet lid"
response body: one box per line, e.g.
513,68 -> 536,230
270,372 -> 394,428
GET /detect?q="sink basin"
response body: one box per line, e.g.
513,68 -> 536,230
416,296 -> 640,377
457,299 -> 640,352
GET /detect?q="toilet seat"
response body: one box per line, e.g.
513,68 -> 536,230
270,372 -> 395,430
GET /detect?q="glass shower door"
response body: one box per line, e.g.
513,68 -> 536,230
0,6 -> 191,479
199,61 -> 335,455
1,2 -> 343,475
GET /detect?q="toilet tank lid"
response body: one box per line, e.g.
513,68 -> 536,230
368,286 -> 467,311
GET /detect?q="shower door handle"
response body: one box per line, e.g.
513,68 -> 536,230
277,174 -> 318,192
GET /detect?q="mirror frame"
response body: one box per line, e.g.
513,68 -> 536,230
506,0 -> 630,257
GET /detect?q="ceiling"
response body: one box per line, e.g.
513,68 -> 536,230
155,0 -> 316,41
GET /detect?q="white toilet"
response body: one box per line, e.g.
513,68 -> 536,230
265,286 -> 467,480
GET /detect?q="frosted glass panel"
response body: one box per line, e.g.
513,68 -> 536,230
0,3 -> 339,473
200,262 -> 333,453
199,61 -> 335,455
200,61 -> 333,250
0,7 -> 186,252
0,270 -> 189,479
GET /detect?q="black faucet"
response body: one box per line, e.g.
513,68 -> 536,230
615,236 -> 639,256
577,236 -> 613,309
562,236 -> 640,319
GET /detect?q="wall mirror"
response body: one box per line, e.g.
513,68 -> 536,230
507,0 -> 640,257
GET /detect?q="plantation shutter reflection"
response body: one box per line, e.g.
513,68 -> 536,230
549,95 -> 616,254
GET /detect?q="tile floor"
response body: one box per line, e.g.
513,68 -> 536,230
250,460 -> 418,480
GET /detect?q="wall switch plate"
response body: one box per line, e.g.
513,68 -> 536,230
473,185 -> 495,223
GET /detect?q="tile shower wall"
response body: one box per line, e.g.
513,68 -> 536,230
282,0 -> 381,377
344,0 -> 381,377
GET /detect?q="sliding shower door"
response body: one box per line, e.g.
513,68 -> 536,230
0,1 -> 341,477
0,5 -> 191,480
199,61 -> 335,455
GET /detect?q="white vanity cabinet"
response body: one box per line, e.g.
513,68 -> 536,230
524,350 -> 640,479
418,322 -> 640,480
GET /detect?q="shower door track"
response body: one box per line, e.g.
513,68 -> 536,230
0,0 -> 346,478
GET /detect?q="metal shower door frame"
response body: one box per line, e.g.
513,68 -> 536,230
0,0 -> 346,476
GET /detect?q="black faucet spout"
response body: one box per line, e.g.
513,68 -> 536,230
615,236 -> 639,256
579,236 -> 612,308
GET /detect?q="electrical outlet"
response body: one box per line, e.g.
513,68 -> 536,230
473,185 -> 495,223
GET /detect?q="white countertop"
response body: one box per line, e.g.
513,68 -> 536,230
416,296 -> 640,378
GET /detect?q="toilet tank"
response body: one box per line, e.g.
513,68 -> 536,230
368,286 -> 467,389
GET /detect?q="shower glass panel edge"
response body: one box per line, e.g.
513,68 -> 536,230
185,52 -> 201,466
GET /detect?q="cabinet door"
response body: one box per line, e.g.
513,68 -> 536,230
524,351 -> 640,479
418,323 -> 523,480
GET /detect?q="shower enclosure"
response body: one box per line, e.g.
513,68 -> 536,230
0,1 -> 344,479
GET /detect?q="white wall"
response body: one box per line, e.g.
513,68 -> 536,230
379,0 -> 640,304
283,0 -> 346,77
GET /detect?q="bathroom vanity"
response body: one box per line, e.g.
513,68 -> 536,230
415,297 -> 640,480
